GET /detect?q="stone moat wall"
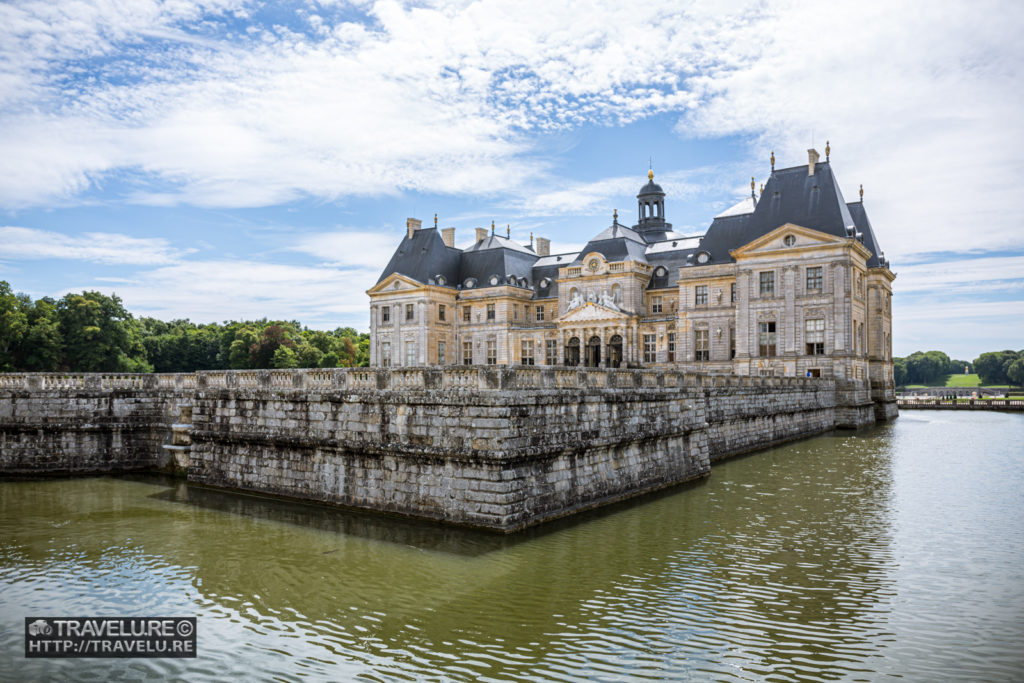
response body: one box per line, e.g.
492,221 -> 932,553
0,368 -> 894,531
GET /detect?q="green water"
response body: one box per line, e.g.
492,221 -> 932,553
2,411 -> 1023,681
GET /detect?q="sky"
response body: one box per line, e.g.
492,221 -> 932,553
1,0 -> 1022,362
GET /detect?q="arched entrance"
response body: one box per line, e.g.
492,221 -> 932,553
565,337 -> 580,366
608,335 -> 623,368
585,336 -> 601,368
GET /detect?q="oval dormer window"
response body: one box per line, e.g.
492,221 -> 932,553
655,266 -> 667,277
464,278 -> 476,289
696,251 -> 710,264
435,275 -> 446,286
489,275 -> 500,286
783,234 -> 796,247
539,278 -> 550,289
518,277 -> 528,288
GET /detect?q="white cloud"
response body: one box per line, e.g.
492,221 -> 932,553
88,259 -> 376,326
0,226 -> 189,265
287,229 -> 406,268
894,255 -> 1024,295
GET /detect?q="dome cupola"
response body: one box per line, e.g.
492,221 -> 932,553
634,169 -> 670,236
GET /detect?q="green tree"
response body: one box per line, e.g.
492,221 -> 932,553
17,296 -> 62,371
56,291 -> 150,372
1007,358 -> 1024,387
271,345 -> 298,368
893,358 -> 908,386
904,350 -> 950,385
974,350 -> 1017,385
0,282 -> 28,370
295,342 -> 324,368
249,324 -> 296,368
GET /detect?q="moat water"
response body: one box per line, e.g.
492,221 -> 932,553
1,411 -> 1022,681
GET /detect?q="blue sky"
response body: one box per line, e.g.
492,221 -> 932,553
1,0 -> 1022,362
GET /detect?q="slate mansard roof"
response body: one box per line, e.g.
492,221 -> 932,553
375,156 -> 887,295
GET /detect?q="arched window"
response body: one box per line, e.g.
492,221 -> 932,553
612,284 -> 622,304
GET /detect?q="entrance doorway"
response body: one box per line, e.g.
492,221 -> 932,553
585,336 -> 601,368
565,337 -> 580,366
608,335 -> 623,368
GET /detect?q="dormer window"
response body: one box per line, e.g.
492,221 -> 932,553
489,275 -> 500,286
696,251 -> 710,264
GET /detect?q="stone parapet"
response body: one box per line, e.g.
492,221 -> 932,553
1,368 -> 885,531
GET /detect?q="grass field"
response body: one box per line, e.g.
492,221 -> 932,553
904,373 -> 1019,389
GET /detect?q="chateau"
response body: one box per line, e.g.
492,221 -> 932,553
367,148 -> 895,387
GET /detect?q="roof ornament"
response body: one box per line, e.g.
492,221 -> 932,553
506,224 -> 510,238
491,220 -> 495,235
770,150 -> 775,172
750,176 -> 756,198
859,184 -> 864,201
759,183 -> 764,195
825,140 -> 830,161
613,208 -> 618,223
648,168 -> 654,181
530,231 -> 534,245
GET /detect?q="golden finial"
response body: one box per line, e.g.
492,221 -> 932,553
825,140 -> 830,161
506,224 -> 510,238
491,220 -> 495,235
770,150 -> 775,171
859,184 -> 864,201
751,176 -> 755,197
530,231 -> 534,245
433,212 -> 438,228
759,183 -> 764,195
648,168 -> 654,181
613,208 -> 618,222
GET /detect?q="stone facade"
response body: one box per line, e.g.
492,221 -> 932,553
367,151 -> 897,421
2,368 -> 859,531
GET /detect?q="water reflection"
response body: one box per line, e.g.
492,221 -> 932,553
2,413 -> 1023,681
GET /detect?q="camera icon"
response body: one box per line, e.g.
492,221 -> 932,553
28,619 -> 52,637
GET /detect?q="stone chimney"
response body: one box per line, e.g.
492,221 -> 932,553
406,217 -> 422,239
807,149 -> 820,176
536,237 -> 550,256
441,227 -> 455,248
475,227 -> 488,243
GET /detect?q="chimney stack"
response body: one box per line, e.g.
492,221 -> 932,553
536,237 -> 550,256
441,227 -> 455,248
807,149 -> 820,176
406,217 -> 422,239
475,227 -> 488,243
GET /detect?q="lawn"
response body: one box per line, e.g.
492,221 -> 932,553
903,373 -> 1018,389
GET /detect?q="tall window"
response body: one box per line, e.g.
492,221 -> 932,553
758,321 -> 776,356
643,334 -> 657,363
805,319 -> 825,355
463,306 -> 472,322
695,329 -> 709,361
438,341 -> 446,364
521,340 -> 535,365
730,326 -> 736,359
405,340 -> 416,365
462,341 -> 473,365
380,342 -> 391,367
545,339 -> 558,365
651,296 -> 663,314
438,304 -> 446,321
667,333 -> 676,362
759,271 -> 775,297
536,305 -> 545,321
731,283 -> 736,303
405,303 -> 415,321
806,266 -> 823,292
513,304 -> 519,320
486,340 -> 497,365
487,303 -> 495,321
695,285 -> 708,306
381,306 -> 391,324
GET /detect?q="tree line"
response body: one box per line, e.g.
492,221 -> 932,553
0,281 -> 369,373
894,349 -> 1024,386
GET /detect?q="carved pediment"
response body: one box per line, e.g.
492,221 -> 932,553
366,273 -> 424,295
731,223 -> 846,258
558,302 -> 633,323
